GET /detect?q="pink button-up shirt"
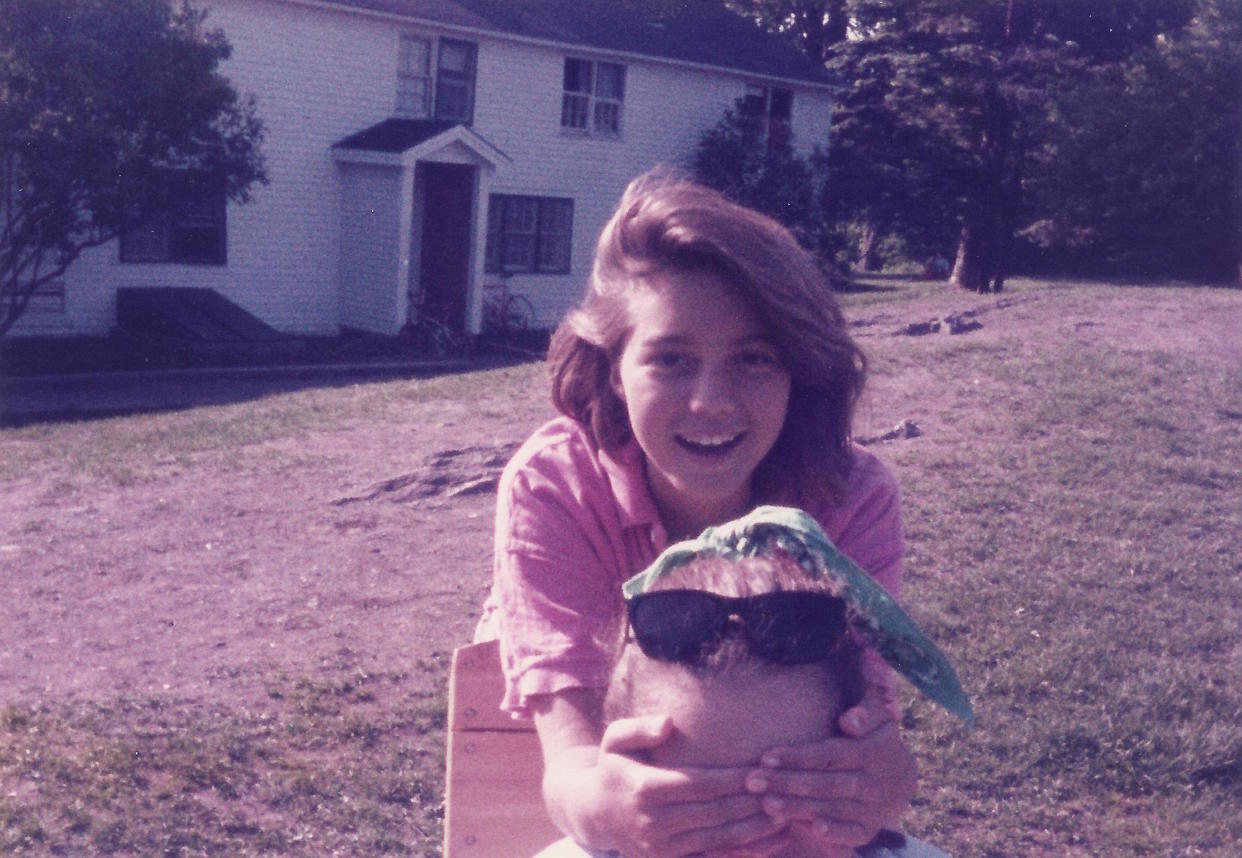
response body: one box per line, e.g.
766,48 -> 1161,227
477,417 -> 904,718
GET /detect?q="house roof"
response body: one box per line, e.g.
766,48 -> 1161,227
333,118 -> 460,153
315,0 -> 835,86
332,118 -> 510,167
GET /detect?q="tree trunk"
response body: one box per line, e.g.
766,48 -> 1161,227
950,224 -> 989,291
858,220 -> 885,271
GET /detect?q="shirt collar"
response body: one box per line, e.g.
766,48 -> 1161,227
598,438 -> 668,548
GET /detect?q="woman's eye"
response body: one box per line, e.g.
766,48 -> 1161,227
738,349 -> 780,369
649,352 -> 689,370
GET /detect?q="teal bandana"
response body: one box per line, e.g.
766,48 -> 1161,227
622,505 -> 974,728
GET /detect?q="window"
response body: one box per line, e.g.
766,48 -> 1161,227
119,172 -> 226,265
436,39 -> 476,124
396,34 -> 432,118
561,58 -> 625,136
485,195 -> 573,274
741,84 -> 793,149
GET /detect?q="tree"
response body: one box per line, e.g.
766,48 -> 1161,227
826,0 -> 1197,291
693,102 -> 832,262
1027,0 -> 1242,281
0,0 -> 266,337
727,0 -> 848,63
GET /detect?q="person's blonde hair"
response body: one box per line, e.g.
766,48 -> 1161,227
549,171 -> 866,504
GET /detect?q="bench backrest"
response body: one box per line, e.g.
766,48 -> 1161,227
444,640 -> 563,857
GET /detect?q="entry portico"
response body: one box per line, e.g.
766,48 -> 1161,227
332,119 -> 509,336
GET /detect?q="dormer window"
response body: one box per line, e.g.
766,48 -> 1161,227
741,84 -> 793,149
562,58 -> 625,136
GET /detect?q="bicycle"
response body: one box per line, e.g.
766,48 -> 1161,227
481,277 -> 536,349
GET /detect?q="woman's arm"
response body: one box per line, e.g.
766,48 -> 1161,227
532,687 -> 791,858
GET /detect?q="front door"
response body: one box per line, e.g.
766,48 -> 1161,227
416,162 -> 475,333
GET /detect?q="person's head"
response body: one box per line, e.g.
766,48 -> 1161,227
549,172 -> 867,515
605,553 -> 863,771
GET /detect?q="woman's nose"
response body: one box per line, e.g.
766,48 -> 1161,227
688,366 -> 735,412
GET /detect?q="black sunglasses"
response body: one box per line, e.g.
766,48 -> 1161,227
626,589 -> 847,665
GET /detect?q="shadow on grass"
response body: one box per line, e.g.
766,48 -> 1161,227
0,332 -> 547,429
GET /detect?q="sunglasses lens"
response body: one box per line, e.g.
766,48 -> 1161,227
744,593 -> 844,664
629,591 -> 726,661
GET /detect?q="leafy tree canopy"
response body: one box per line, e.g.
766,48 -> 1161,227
825,0 -> 1198,290
0,0 -> 266,336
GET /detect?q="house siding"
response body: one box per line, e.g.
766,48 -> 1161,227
10,0 -> 833,338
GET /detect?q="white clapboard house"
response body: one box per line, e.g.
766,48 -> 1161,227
14,0 -> 836,342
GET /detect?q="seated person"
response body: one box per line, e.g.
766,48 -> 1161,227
535,506 -> 968,858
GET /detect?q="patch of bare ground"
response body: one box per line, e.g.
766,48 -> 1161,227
2,280 -> 1240,855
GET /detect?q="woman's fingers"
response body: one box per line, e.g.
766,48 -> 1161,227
749,721 -> 917,847
661,809 -> 786,857
601,713 -> 676,754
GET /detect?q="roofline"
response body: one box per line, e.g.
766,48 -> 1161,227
332,123 -> 512,166
273,0 -> 840,92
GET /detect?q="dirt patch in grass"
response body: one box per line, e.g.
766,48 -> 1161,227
2,279 -> 1241,855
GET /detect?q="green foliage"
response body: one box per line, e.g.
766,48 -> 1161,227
0,0 -> 267,336
1027,0 -> 1242,280
693,104 -> 837,262
726,0 -> 847,63
825,0 -> 1198,290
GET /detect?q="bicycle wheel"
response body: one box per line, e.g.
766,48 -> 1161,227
501,294 -> 535,335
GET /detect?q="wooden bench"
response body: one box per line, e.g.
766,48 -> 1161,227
444,639 -> 563,857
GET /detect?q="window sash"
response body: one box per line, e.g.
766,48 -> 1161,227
562,58 -> 624,136
436,39 -> 476,123
397,35 -> 432,118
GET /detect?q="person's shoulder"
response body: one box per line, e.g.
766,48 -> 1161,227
846,443 -> 900,500
803,443 -> 901,537
501,417 -> 608,495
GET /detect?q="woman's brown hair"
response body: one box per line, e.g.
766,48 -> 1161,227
549,171 -> 866,504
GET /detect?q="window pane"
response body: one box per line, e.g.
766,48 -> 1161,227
504,235 -> 535,270
536,200 -> 572,273
561,92 -> 589,129
563,58 -> 593,94
439,40 -> 474,74
595,63 -> 625,100
485,198 -> 504,273
396,78 -> 430,117
400,35 -> 430,75
436,79 -> 472,122
593,100 -> 621,134
539,199 -> 573,236
503,197 -> 537,233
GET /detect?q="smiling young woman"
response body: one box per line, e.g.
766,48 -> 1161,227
475,172 -> 916,857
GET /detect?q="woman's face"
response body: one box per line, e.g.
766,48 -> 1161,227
610,270 -> 791,537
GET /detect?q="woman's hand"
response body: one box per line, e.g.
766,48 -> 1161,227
543,713 -> 791,858
745,683 -> 917,849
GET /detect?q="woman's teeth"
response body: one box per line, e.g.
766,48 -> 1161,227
677,433 -> 741,452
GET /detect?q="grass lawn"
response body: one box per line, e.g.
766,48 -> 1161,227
1,276 -> 1240,856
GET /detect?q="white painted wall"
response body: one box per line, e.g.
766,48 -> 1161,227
338,163 -> 403,333
11,0 -> 834,338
